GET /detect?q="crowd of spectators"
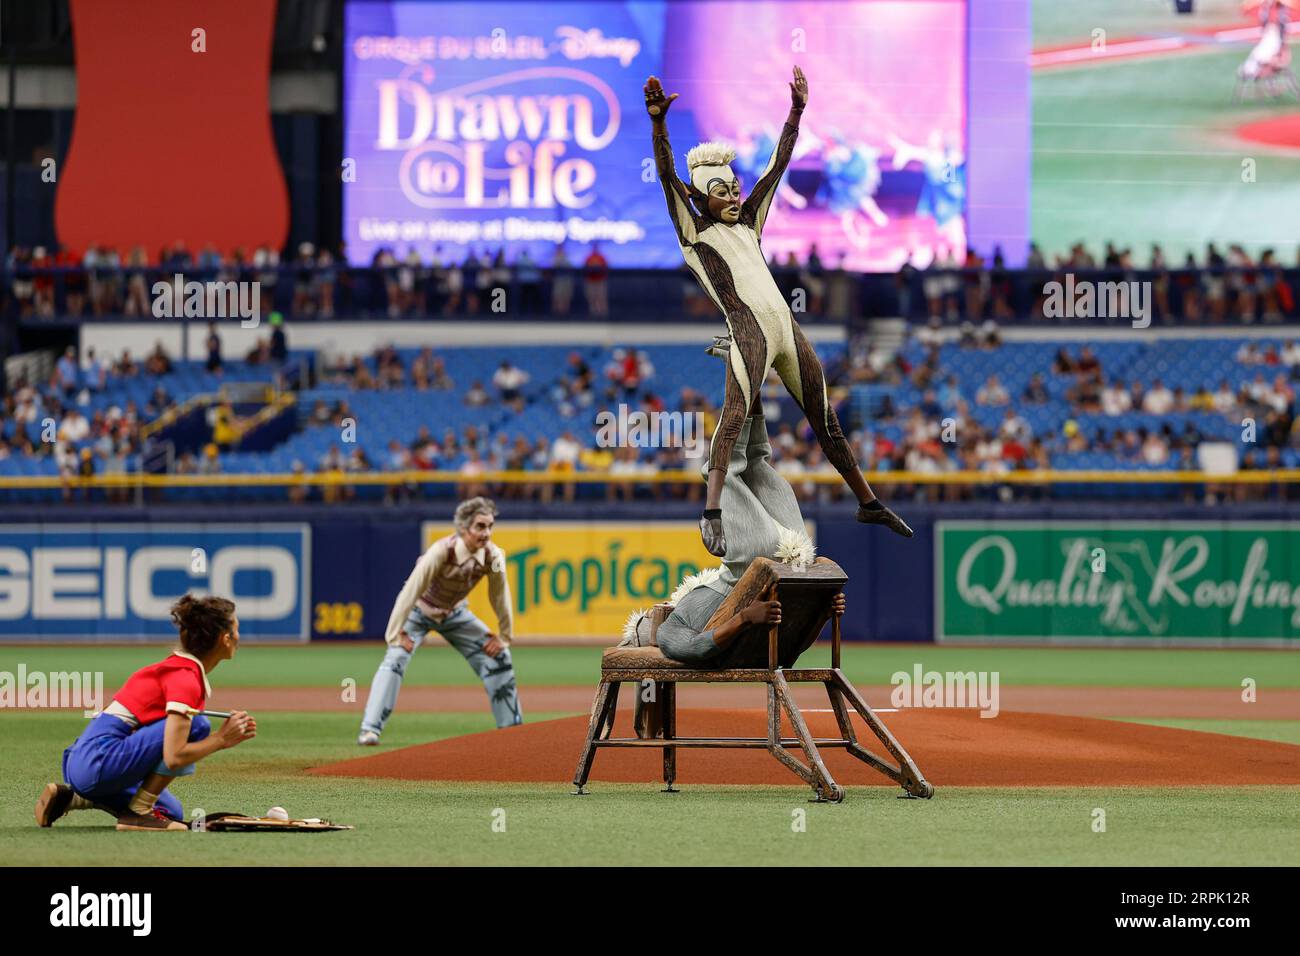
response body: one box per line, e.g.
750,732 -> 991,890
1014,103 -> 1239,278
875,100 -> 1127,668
2,239 -> 867,322
8,316 -> 1300,504
0,330 -> 273,498
0,344 -> 150,500
7,322 -> 1300,504
7,228 -> 1300,504
286,345 -> 712,505
262,326 -> 1297,507
900,241 -> 1300,325
10,237 -> 1300,326
824,329 -> 1300,503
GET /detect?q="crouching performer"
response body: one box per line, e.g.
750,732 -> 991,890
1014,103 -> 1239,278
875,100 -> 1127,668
358,496 -> 521,745
36,595 -> 256,831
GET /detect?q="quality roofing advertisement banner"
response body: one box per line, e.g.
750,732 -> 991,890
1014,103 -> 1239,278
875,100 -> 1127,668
937,521 -> 1300,646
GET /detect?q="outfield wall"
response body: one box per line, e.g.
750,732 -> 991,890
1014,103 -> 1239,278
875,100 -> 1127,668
0,502 -> 1297,647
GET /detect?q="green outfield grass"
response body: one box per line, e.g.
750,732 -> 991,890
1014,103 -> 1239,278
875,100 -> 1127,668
1128,718 -> 1300,745
1032,0 -> 1244,50
2,710 -> 1297,867
4,647 -> 1296,865
2,643 -> 1297,689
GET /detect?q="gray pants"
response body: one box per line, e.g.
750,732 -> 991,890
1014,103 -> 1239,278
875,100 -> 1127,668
360,605 -> 522,734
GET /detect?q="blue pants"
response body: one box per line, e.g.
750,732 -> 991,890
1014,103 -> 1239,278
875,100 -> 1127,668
62,713 -> 211,820
361,605 -> 522,734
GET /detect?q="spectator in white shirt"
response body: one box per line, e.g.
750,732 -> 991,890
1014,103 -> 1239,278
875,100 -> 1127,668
58,410 -> 90,443
1101,379 -> 1132,417
1142,379 -> 1175,415
1268,373 -> 1294,413
1141,430 -> 1169,466
1246,372 -> 1273,405
1282,340 -> 1300,368
546,430 -> 582,504
975,435 -> 1007,473
999,408 -> 1032,443
15,394 -> 39,425
1211,381 -> 1237,415
492,361 -> 529,409
975,374 -> 1010,407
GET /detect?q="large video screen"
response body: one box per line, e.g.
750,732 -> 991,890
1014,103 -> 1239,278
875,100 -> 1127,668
343,0 -> 967,269
1031,0 -> 1300,264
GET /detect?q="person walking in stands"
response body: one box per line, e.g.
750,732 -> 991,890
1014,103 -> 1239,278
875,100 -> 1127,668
583,243 -> 609,316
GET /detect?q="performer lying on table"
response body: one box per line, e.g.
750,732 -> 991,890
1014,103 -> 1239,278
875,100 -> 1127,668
628,405 -> 844,665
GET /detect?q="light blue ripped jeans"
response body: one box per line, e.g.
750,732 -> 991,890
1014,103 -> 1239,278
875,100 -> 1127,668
361,605 -> 522,735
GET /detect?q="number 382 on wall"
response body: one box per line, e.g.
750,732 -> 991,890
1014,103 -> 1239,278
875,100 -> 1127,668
314,602 -> 364,634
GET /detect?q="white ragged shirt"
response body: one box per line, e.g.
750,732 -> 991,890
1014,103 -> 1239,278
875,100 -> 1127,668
384,534 -> 514,646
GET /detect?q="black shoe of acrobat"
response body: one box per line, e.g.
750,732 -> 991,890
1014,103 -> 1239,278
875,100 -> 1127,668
699,510 -> 726,556
856,501 -> 914,538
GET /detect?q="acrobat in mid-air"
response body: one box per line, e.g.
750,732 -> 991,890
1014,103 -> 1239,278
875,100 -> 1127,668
644,66 -> 912,556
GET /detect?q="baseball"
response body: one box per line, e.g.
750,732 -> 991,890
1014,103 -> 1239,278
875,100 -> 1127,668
266,806 -> 289,821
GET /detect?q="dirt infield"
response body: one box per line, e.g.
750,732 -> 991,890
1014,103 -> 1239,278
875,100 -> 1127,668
211,684 -> 1300,719
309,708 -> 1300,788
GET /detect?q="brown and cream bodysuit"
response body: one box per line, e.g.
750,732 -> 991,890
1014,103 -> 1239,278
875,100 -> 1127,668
652,108 -> 859,493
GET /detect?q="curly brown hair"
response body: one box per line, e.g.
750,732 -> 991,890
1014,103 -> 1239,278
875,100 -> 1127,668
170,594 -> 236,656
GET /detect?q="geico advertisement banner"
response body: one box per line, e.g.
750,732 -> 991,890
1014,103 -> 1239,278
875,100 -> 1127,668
422,521 -> 719,639
937,521 -> 1300,646
0,524 -> 310,641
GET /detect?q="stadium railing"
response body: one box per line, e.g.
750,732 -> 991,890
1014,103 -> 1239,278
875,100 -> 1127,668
0,468 -> 1295,493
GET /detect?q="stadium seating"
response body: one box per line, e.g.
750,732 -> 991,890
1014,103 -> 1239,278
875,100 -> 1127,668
3,333 -> 1294,505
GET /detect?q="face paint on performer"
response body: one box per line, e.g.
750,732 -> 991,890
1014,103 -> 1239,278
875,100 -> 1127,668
706,177 -> 743,224
688,150 -> 742,223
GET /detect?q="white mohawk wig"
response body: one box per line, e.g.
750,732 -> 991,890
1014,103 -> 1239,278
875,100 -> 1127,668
686,141 -> 738,194
686,141 -> 737,171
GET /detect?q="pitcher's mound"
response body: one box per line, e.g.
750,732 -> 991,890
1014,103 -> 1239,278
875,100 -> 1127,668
310,708 -> 1300,788
1237,113 -> 1300,151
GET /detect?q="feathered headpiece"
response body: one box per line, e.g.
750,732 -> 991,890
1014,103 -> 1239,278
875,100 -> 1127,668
623,608 -> 649,641
668,565 -> 725,606
774,523 -> 816,571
